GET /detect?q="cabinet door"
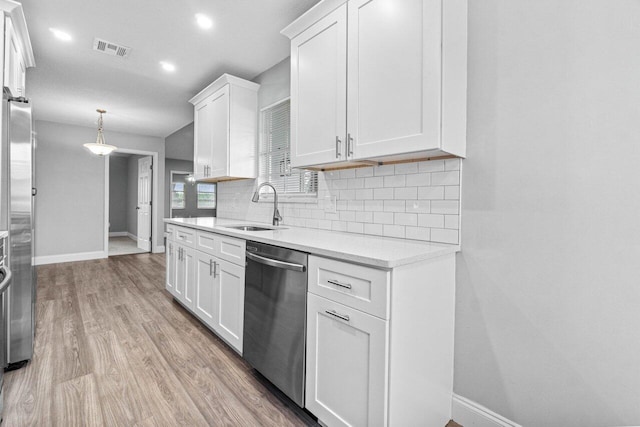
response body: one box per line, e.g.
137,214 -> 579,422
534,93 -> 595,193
290,4 -> 347,168
347,0 -> 442,159
194,251 -> 217,329
165,240 -> 177,296
174,244 -> 195,310
306,293 -> 387,427
194,100 -> 214,179
3,17 -> 20,98
215,258 -> 244,353
208,85 -> 230,178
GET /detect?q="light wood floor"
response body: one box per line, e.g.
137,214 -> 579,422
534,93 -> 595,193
3,253 -> 316,426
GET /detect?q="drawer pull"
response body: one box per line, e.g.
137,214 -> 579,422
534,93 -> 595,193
327,279 -> 352,290
325,310 -> 350,322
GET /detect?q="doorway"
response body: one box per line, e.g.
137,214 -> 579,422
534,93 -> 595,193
104,149 -> 159,257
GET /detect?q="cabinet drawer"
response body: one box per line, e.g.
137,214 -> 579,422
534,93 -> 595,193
308,256 -> 389,319
165,224 -> 176,240
217,235 -> 246,266
174,226 -> 195,248
196,230 -> 218,256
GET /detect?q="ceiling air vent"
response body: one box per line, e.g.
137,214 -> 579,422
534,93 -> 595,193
92,38 -> 131,58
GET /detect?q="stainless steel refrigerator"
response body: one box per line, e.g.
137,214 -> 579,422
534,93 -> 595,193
1,97 -> 36,369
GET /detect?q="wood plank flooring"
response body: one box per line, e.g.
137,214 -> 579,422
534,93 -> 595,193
3,253 -> 315,426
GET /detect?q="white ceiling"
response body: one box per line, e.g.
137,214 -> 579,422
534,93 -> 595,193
19,0 -> 319,138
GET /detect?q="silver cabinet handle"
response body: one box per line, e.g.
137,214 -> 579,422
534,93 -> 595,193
325,310 -> 350,322
335,136 -> 342,158
179,247 -> 183,261
169,243 -> 173,256
327,279 -> 352,290
209,259 -> 213,276
347,133 -> 354,157
213,261 -> 218,278
246,251 -> 306,272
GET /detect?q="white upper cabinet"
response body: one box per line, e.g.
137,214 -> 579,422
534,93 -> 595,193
282,0 -> 467,169
189,74 -> 260,182
1,4 -> 35,99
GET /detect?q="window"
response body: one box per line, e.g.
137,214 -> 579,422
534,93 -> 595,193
171,182 -> 185,209
259,99 -> 317,196
197,183 -> 216,209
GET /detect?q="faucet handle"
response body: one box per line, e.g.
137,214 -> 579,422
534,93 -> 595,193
274,208 -> 283,226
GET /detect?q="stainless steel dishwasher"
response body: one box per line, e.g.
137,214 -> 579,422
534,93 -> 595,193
243,241 -> 308,407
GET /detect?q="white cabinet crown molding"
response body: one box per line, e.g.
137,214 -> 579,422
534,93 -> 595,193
281,0 -> 347,39
189,73 -> 260,106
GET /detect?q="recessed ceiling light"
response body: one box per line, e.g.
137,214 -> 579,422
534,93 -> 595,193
195,13 -> 213,30
49,28 -> 72,41
160,61 -> 176,72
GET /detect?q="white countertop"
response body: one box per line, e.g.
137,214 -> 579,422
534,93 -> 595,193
164,217 -> 458,269
0,230 -> 7,239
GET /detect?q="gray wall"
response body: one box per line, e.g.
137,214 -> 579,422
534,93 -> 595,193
254,57 -> 290,108
108,156 -> 128,233
455,1 -> 640,425
35,120 -> 165,258
165,122 -> 194,161
126,155 -> 144,237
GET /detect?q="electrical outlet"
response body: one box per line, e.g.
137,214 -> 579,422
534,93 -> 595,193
324,195 -> 337,213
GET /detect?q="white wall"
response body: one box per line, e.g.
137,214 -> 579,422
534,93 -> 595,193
34,120 -> 165,261
455,1 -> 640,425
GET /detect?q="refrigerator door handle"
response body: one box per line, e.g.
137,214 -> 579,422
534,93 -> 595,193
31,188 -> 36,196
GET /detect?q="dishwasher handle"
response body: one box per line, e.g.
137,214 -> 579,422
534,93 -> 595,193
246,251 -> 306,272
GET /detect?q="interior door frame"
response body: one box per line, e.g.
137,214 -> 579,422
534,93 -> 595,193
103,149 -> 160,256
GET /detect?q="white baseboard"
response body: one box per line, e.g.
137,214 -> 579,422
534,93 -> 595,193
452,394 -> 521,427
109,231 -> 128,237
153,245 -> 165,254
35,251 -> 107,266
127,232 -> 137,241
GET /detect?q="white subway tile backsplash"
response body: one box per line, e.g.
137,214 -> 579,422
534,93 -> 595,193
395,212 -> 418,226
405,173 -> 431,187
406,200 -> 431,214
419,160 -> 445,173
418,214 -> 445,228
365,176 -> 384,188
383,200 -> 406,212
394,162 -> 418,174
373,211 -> 394,224
445,186 -> 460,200
364,200 -> 384,211
394,187 -> 417,200
384,175 -> 406,188
431,228 -> 459,244
364,223 -> 383,236
356,167 -> 374,178
431,200 -> 459,215
383,224 -> 405,238
217,159 -> 461,245
374,164 -> 395,176
431,171 -> 460,186
374,188 -> 394,199
418,186 -> 445,200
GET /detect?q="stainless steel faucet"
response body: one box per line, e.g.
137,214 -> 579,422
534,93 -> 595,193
251,182 -> 282,226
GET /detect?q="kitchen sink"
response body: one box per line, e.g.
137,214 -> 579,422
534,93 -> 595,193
223,225 -> 284,231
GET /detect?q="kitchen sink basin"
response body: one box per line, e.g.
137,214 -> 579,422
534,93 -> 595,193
223,225 -> 284,231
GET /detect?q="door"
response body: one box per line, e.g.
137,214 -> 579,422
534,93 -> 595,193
215,258 -> 244,353
347,0 -> 442,159
305,293 -> 387,427
290,4 -> 347,168
194,251 -> 217,329
136,156 -> 152,251
208,85 -> 230,178
194,101 -> 213,179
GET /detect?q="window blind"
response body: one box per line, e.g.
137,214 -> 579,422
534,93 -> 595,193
259,99 -> 317,195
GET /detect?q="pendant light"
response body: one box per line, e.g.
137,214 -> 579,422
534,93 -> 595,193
84,109 -> 117,156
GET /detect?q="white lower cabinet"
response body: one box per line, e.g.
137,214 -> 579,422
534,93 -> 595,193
214,259 -> 245,352
166,227 -> 245,354
306,293 -> 387,427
